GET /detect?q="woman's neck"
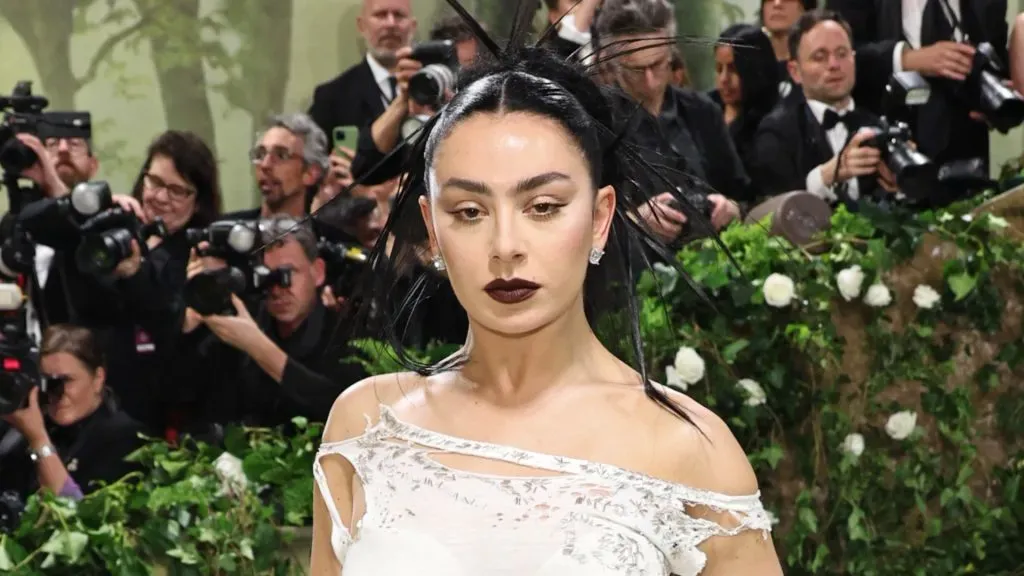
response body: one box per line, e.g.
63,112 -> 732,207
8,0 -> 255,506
769,33 -> 789,61
724,104 -> 740,125
459,296 -> 619,405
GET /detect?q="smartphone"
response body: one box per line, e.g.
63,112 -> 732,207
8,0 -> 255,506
332,126 -> 359,159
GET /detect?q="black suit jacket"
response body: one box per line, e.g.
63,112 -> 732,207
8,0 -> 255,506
308,59 -> 388,138
750,100 -> 885,206
827,0 -> 1008,168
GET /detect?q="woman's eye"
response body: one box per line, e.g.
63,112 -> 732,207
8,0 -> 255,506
530,203 -> 563,218
455,207 -> 481,220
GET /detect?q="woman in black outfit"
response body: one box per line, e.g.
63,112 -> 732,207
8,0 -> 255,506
0,325 -> 145,504
709,23 -> 781,195
108,131 -> 223,434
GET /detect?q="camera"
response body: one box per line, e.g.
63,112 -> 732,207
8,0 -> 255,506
318,239 -> 368,298
74,206 -> 168,276
863,72 -> 939,200
186,220 -> 260,263
0,81 -> 91,176
0,490 -> 25,534
956,42 -> 1024,133
0,283 -> 63,417
184,264 -> 293,316
409,40 -> 459,108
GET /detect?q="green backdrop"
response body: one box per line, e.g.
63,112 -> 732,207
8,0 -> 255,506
0,0 -> 1020,212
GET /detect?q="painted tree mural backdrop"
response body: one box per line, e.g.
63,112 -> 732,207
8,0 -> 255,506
0,0 -> 1019,211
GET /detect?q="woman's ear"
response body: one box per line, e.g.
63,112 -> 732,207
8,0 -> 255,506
418,195 -> 440,255
592,185 -> 616,251
92,366 -> 106,394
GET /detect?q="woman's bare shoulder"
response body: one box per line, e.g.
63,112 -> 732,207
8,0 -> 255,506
321,372 -> 429,443
648,385 -> 760,498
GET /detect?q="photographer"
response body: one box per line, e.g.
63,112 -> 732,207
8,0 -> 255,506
0,325 -> 145,503
829,0 -> 1011,177
347,26 -> 460,186
174,215 -> 364,429
101,131 -> 222,431
751,11 -> 904,207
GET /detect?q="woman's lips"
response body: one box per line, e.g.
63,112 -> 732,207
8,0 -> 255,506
484,278 -> 540,305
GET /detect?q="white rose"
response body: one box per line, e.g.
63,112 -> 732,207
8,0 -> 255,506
863,283 -> 892,308
214,452 -> 248,496
673,347 -> 705,385
652,262 -> 679,295
762,273 -> 795,308
664,365 -> 688,392
836,265 -> 865,301
841,433 -> 865,456
885,411 -> 917,440
736,378 -> 766,406
913,284 -> 941,309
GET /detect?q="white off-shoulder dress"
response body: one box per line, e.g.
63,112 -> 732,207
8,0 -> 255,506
314,405 -> 772,575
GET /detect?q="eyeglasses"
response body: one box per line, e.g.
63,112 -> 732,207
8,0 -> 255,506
250,145 -> 300,165
44,138 -> 89,155
143,173 -> 195,201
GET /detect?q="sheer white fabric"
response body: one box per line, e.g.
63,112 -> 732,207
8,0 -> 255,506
314,405 -> 772,575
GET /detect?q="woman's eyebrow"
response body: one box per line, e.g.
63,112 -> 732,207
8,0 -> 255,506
441,171 -> 572,195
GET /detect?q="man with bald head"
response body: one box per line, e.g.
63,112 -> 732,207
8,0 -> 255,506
308,0 -> 417,141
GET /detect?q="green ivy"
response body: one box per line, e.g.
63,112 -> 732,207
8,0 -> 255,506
0,417 -> 321,575
636,195 -> 1024,574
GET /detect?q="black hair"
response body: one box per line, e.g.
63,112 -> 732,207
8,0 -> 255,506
788,9 -> 854,62
760,0 -> 818,22
130,130 -> 223,228
331,0 -> 729,427
717,23 -> 781,125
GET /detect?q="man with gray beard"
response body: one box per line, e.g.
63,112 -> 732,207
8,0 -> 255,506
308,0 -> 417,138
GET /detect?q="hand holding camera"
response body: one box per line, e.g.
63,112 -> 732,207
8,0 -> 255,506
903,41 -> 976,81
0,386 -> 45,444
822,129 -> 883,187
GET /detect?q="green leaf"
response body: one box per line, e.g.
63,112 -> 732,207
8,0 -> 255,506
721,339 -> 750,364
947,272 -> 977,301
799,507 -> 819,533
847,507 -> 869,541
158,459 -> 189,476
40,530 -> 89,561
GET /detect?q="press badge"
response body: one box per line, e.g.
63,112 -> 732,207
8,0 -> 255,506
135,327 -> 156,354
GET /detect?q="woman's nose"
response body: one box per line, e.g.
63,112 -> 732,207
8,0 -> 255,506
489,210 -> 526,263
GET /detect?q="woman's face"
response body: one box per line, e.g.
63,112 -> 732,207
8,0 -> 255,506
40,352 -> 104,426
141,154 -> 199,235
715,45 -> 742,107
420,112 -> 615,337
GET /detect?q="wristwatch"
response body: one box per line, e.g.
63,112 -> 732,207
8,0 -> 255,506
29,444 -> 55,462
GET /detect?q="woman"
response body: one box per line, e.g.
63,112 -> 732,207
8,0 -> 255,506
0,325 -> 145,502
310,5 -> 781,574
109,131 -> 222,433
710,23 -> 781,181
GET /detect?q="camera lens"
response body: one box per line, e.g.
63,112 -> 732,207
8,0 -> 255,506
409,65 -> 456,107
75,228 -> 134,275
184,267 -> 246,316
0,371 -> 33,416
0,138 -> 38,175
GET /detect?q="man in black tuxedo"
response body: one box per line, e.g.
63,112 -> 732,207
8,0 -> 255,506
827,0 -> 1009,173
750,10 -> 900,208
307,0 -> 417,139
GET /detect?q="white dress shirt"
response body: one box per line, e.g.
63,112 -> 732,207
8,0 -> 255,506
26,245 -> 55,344
365,53 -> 396,106
804,99 -> 862,202
894,0 -> 963,72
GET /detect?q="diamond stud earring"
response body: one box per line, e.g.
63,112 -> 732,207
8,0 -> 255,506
432,254 -> 447,271
589,247 -> 604,265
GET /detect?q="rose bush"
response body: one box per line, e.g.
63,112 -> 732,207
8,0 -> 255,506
627,192 -> 1024,574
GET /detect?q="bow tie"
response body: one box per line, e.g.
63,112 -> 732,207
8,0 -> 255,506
821,109 -> 852,132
